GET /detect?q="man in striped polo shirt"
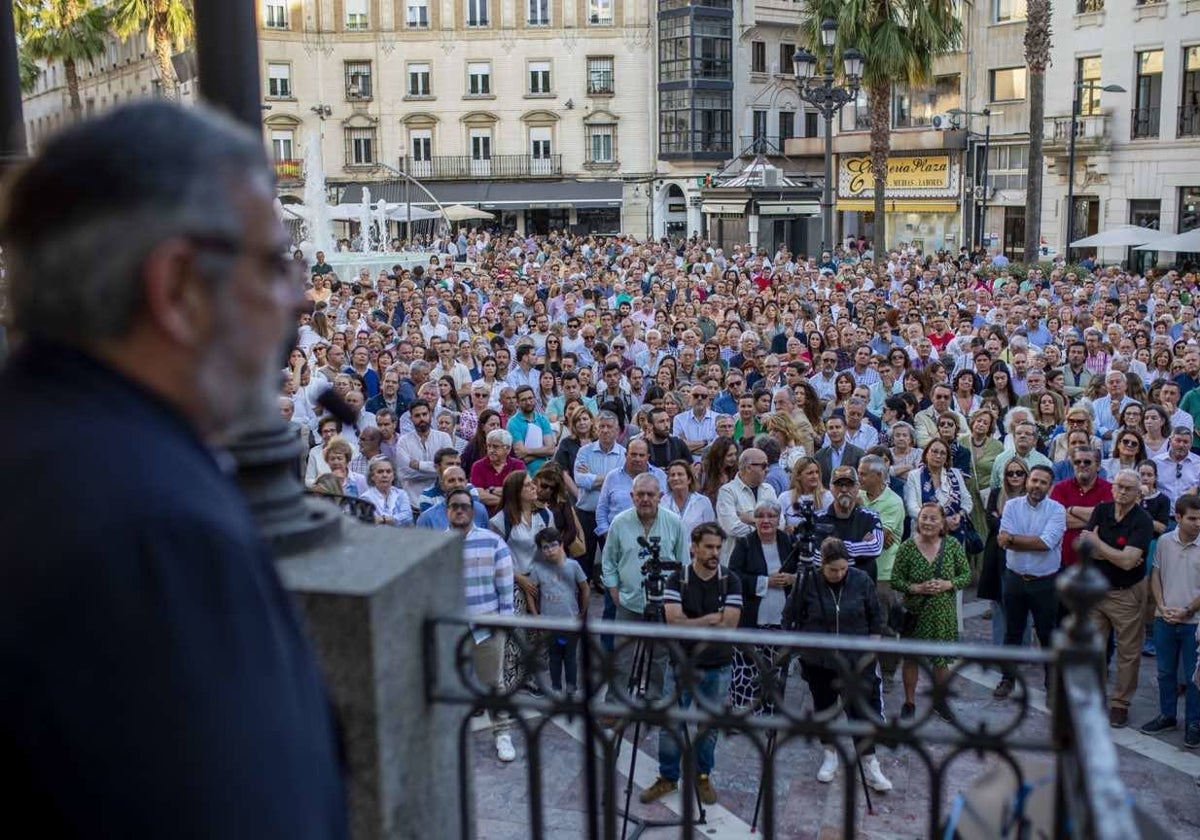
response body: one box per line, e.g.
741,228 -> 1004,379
447,488 -> 517,762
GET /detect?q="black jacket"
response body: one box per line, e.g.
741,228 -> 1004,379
727,531 -> 799,628
783,566 -> 885,668
814,443 -> 866,487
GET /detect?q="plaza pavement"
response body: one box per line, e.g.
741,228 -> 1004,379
466,595 -> 1200,839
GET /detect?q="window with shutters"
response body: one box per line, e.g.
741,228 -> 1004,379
467,62 -> 491,96
587,57 -> 614,95
345,61 -> 372,100
344,0 -> 369,30
529,61 -> 551,95
408,63 -> 431,97
267,62 -> 291,99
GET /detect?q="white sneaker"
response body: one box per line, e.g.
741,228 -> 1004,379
863,755 -> 893,792
495,733 -> 516,762
816,749 -> 839,783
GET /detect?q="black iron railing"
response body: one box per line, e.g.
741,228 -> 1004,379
399,154 -> 562,180
1131,106 -> 1161,139
1179,104 -> 1200,137
423,564 -> 1142,840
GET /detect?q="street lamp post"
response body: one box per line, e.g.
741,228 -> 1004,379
793,19 -> 863,254
949,108 -> 999,250
1066,81 -> 1125,263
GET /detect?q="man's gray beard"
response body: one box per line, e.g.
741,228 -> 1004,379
199,351 -> 281,446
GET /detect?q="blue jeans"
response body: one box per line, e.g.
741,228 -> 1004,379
1152,618 -> 1200,726
658,664 -> 731,782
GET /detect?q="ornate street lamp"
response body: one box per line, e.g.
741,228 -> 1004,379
793,19 -> 863,253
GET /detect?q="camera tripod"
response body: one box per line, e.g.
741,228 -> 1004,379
617,596 -> 708,840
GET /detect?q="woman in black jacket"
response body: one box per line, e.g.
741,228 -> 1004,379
784,537 -> 892,793
727,500 -> 798,713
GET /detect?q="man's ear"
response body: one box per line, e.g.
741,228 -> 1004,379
140,238 -> 213,348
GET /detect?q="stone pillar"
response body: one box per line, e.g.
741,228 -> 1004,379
277,523 -> 465,840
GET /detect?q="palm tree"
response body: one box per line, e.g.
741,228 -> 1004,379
801,0 -> 961,260
15,0 -> 109,122
1022,0 -> 1052,263
19,47 -> 41,94
110,0 -> 195,102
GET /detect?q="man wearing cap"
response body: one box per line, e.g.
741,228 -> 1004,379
816,466 -> 885,581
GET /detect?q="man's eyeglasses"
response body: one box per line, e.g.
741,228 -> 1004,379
747,461 -> 768,468
1072,459 -> 1094,467
190,235 -> 300,285
447,502 -> 474,511
539,540 -> 562,549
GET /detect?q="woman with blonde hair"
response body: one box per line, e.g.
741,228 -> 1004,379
778,456 -> 834,532
764,411 -> 807,471
1048,404 -> 1102,462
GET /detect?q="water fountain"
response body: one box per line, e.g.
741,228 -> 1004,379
296,140 -> 434,279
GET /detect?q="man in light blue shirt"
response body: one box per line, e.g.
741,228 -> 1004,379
672,385 -> 718,459
505,344 -> 541,393
507,385 -> 556,475
1091,370 -> 1137,455
994,464 -> 1067,699
544,371 -> 597,424
601,472 -> 689,702
596,439 -> 668,537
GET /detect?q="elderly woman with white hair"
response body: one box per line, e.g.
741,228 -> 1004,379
361,456 -> 413,526
728,499 -> 800,713
470,427 -> 525,515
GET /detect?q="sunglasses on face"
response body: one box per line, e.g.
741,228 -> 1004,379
1005,470 -> 1027,478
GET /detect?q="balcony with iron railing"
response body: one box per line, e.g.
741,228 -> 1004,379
274,158 -> 303,184
1043,112 -> 1112,152
1131,105 -> 1161,139
400,153 -> 562,180
1180,104 -> 1200,137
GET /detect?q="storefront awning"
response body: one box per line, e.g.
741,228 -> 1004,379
340,179 -> 623,209
758,201 -> 820,216
837,199 -> 960,213
701,201 -> 746,216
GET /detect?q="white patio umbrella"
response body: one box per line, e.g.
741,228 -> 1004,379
1134,228 -> 1200,252
442,203 -> 495,222
386,205 -> 440,222
1069,224 -> 1170,248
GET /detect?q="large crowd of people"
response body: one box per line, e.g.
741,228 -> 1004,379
288,228 -> 1200,803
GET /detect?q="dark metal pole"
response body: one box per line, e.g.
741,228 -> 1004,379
822,58 -> 834,253
0,0 -> 28,170
189,1 -> 341,552
978,114 -> 991,250
193,0 -> 262,128
1065,85 -> 1080,264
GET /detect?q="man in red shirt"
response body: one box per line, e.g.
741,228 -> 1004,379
1049,445 -> 1113,568
926,312 -> 955,352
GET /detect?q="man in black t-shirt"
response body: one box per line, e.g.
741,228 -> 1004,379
639,523 -> 741,808
646,406 -> 691,469
1077,468 -> 1154,729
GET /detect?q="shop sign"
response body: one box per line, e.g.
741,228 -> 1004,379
838,154 -> 958,199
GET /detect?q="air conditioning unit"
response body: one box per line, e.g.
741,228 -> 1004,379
930,113 -> 959,130
347,84 -> 364,99
763,167 -> 781,187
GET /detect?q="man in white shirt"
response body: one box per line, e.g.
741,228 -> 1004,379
431,339 -> 473,392
672,384 -> 718,458
1154,426 -> 1200,505
715,448 -> 778,560
395,399 -> 455,510
994,464 -> 1067,699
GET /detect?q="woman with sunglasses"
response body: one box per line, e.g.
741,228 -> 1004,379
978,457 -> 1032,645
1104,430 -> 1148,478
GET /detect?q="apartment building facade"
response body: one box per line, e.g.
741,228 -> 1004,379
257,0 -> 655,235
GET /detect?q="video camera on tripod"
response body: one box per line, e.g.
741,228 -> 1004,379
636,535 -> 682,621
789,498 -> 834,567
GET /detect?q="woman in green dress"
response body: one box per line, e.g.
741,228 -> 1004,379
959,408 -> 1004,579
892,502 -> 972,721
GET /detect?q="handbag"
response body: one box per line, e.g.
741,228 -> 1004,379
566,506 -> 588,558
